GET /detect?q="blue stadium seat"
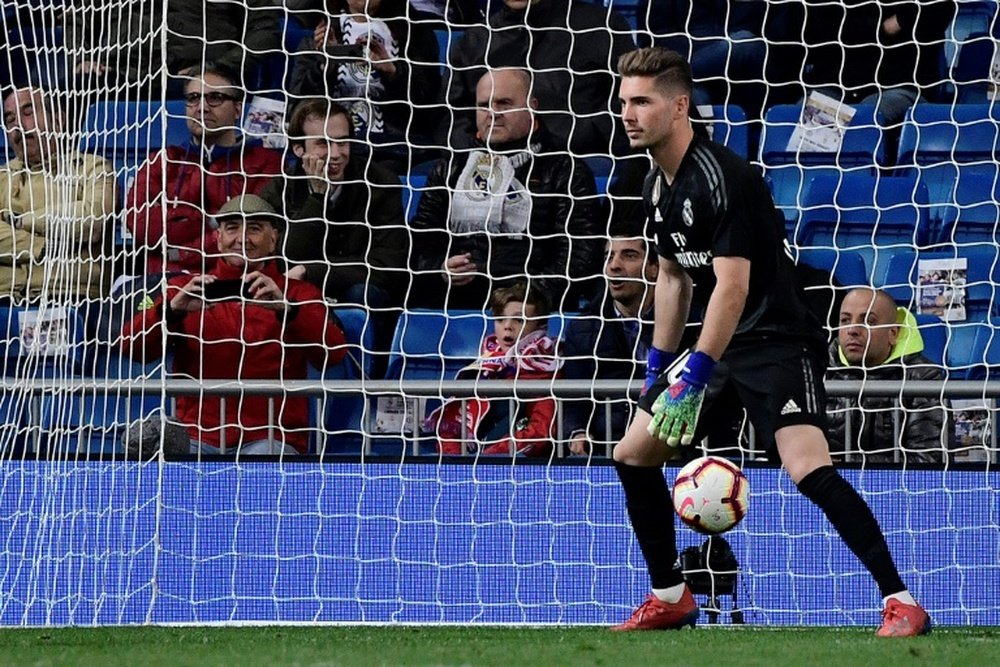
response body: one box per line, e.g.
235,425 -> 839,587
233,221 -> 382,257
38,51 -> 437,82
913,313 -> 948,366
979,316 -> 1000,379
38,391 -> 162,455
795,172 -> 931,282
935,172 -> 1000,245
794,248 -> 869,288
879,245 -> 1000,321
944,319 -> 994,380
896,104 -> 1000,224
306,307 -> 373,454
329,307 -> 375,381
385,310 -> 487,381
696,104 -> 750,159
761,104 -> 885,230
952,34 -> 995,103
81,100 -> 189,166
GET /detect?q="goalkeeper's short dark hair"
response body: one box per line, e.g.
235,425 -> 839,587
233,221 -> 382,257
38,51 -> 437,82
618,47 -> 693,98
287,98 -> 354,149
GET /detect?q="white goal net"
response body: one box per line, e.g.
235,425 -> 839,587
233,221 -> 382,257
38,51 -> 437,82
0,0 -> 996,627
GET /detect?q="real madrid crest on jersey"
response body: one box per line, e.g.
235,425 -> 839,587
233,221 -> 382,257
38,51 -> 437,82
682,198 -> 694,227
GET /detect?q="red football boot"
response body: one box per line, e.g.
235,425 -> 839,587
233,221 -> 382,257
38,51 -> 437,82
610,588 -> 699,632
876,598 -> 932,637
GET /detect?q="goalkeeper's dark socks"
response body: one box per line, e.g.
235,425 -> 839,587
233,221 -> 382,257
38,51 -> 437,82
614,462 -> 683,589
796,465 -> 906,598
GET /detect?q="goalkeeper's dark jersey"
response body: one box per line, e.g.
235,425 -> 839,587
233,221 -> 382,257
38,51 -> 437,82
642,134 -> 824,351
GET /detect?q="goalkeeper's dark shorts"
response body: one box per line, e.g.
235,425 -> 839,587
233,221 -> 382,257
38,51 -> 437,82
638,338 -> 829,447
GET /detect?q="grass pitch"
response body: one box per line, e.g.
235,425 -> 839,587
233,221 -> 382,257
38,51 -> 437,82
0,626 -> 997,667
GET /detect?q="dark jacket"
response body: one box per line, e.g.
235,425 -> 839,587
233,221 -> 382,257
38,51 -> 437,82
167,0 -> 281,75
561,298 -> 654,447
409,131 -> 604,306
826,328 -> 947,463
800,0 -> 955,100
439,0 -> 635,155
260,158 -> 408,303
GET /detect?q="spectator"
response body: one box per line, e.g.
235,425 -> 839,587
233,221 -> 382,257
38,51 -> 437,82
125,63 -> 283,276
288,0 -> 442,152
121,194 -> 346,455
260,97 -> 408,308
827,287 -> 946,462
423,281 -> 561,457
440,0 -> 635,155
799,0 -> 956,125
167,0 -> 282,90
410,67 -> 603,311
0,86 -> 117,303
62,0 -> 165,97
562,222 -> 657,457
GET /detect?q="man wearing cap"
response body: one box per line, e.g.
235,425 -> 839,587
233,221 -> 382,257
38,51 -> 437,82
121,194 -> 347,455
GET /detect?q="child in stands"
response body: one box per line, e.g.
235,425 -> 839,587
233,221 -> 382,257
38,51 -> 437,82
424,281 -> 561,457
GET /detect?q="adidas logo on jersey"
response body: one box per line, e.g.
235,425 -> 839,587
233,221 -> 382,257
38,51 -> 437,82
780,400 -> 801,415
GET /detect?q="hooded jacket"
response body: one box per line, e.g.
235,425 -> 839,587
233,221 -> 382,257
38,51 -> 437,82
826,307 -> 947,462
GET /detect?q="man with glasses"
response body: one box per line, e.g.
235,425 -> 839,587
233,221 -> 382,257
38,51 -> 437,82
126,63 -> 283,276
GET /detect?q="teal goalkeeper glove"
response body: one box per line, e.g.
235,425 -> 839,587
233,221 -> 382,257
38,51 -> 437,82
647,351 -> 716,446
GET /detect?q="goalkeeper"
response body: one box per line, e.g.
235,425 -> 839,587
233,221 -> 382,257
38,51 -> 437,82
609,47 -> 929,637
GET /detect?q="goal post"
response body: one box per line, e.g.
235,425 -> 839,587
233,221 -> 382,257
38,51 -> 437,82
0,0 -> 996,627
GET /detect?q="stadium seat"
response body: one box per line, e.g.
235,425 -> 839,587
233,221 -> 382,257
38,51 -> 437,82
330,307 -> 375,381
385,310 -> 487,381
38,390 -> 162,455
696,104 -> 750,159
307,307 -> 373,454
896,104 -> 1000,225
879,245 -> 1000,321
760,103 -> 885,230
945,1 -> 998,68
795,172 -> 931,283
913,313 -> 948,366
794,248 -> 869,288
952,34 -> 995,104
944,319 -> 994,380
935,172 -> 1000,245
81,100 -> 189,166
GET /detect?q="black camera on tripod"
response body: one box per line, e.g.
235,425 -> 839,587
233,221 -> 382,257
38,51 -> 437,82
680,535 -> 743,624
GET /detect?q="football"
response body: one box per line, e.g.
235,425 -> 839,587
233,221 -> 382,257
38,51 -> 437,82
672,456 -> 749,535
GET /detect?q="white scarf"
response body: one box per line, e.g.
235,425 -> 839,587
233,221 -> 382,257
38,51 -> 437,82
450,148 -> 535,237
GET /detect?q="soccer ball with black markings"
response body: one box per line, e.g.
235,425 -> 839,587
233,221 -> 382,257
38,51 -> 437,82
672,456 -> 749,535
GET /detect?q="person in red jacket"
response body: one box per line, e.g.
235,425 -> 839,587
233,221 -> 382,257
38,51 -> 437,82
125,63 -> 283,275
121,194 -> 346,455
423,281 -> 562,457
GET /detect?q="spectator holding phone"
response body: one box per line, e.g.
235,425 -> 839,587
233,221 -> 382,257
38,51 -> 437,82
287,0 -> 441,150
121,194 -> 346,455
